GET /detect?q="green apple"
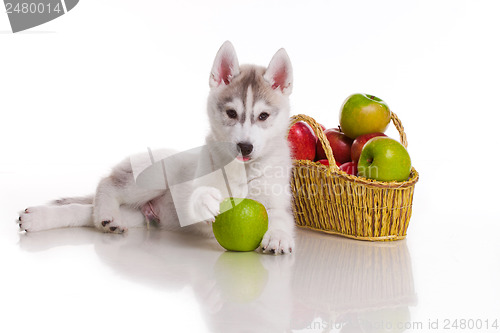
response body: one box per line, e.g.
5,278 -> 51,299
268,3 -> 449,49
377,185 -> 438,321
339,93 -> 391,139
212,198 -> 268,252
357,137 -> 411,182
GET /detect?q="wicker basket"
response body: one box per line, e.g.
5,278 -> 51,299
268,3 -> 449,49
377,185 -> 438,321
289,113 -> 419,241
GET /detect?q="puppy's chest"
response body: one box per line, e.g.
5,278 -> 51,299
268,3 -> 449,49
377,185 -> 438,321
223,165 -> 262,198
221,161 -> 289,200
248,164 -> 288,195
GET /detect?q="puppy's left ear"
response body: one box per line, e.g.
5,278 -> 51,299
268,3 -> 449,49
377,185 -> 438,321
264,48 -> 293,95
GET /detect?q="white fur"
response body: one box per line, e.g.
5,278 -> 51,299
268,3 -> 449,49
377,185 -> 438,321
18,41 -> 296,254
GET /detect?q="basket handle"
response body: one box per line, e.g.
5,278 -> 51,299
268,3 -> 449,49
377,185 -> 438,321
390,111 -> 408,148
289,114 -> 340,171
289,111 -> 409,168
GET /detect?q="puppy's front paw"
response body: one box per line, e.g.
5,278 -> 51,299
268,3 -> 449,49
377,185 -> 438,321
190,186 -> 223,223
260,229 -> 295,255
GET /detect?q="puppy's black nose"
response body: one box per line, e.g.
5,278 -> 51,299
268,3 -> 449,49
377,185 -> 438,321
237,142 -> 253,157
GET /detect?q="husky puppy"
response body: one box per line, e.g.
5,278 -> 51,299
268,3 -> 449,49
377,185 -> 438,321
18,41 -> 295,254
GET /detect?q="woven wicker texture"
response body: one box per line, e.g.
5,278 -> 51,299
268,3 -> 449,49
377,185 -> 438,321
289,113 -> 419,241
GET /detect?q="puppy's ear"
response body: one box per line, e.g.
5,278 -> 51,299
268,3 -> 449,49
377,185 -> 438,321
264,48 -> 293,95
209,41 -> 240,88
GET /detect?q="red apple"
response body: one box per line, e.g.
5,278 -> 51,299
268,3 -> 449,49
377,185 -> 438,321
351,132 -> 387,163
316,128 -> 353,165
339,161 -> 358,175
317,159 -> 329,166
317,159 -> 342,167
288,122 -> 317,160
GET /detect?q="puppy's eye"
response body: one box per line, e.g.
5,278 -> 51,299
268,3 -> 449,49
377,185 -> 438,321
226,109 -> 237,119
258,112 -> 270,121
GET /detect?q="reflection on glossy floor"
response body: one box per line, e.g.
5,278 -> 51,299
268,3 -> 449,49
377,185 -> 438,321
13,227 -> 418,332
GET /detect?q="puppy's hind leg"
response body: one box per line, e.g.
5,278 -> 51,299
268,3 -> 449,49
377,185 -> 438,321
18,204 -> 93,232
120,206 -> 146,229
18,203 -> 145,233
93,176 -> 127,234
93,154 -> 167,233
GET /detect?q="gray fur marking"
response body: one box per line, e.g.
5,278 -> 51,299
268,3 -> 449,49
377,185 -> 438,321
216,65 -> 281,127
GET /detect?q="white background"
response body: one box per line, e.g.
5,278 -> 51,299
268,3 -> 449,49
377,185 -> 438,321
1,1 -> 500,332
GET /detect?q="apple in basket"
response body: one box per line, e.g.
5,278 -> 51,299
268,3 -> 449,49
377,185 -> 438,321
339,161 -> 357,175
317,159 -> 342,167
339,93 -> 391,139
315,128 -> 353,165
351,132 -> 387,163
288,122 -> 317,160
357,137 -> 411,182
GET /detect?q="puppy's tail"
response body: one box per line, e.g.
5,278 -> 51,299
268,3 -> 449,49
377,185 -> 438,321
52,195 -> 94,205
